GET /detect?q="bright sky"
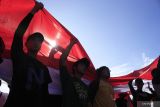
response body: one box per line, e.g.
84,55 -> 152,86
38,0 -> 160,77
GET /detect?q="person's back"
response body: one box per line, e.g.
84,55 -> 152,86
93,80 -> 115,107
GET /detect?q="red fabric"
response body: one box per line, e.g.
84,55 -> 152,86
0,0 -> 158,85
0,0 -> 95,80
110,57 -> 159,86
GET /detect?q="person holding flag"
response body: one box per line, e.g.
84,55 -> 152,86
49,37 -> 91,107
4,2 -> 52,107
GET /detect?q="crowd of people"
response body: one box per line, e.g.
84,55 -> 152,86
0,1 -> 160,107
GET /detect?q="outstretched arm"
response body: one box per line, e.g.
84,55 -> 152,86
11,2 -> 43,59
128,80 -> 136,97
59,38 -> 78,81
59,38 -> 78,67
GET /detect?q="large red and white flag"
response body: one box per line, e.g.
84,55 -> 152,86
0,0 -> 95,80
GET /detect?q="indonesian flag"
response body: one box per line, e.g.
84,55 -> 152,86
110,57 -> 159,86
0,0 -> 95,80
0,0 -> 159,97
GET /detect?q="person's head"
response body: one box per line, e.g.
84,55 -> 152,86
96,66 -> 110,80
26,33 -> 44,55
135,78 -> 144,90
119,93 -> 128,99
0,37 -> 5,55
72,58 -> 90,78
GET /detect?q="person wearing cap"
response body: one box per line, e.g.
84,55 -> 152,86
4,2 -> 52,107
49,38 -> 91,107
89,66 -> 116,107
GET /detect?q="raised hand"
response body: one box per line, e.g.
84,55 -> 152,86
49,45 -> 64,58
50,47 -> 58,56
31,1 -> 44,14
70,37 -> 78,46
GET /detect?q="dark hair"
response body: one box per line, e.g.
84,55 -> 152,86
119,92 -> 128,98
135,78 -> 143,85
27,32 -> 44,42
72,58 -> 90,74
96,66 -> 110,79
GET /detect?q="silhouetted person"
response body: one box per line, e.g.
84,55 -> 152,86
89,66 -> 116,107
50,38 -> 90,107
4,2 -> 52,107
128,78 -> 153,107
0,37 -> 5,64
116,93 -> 128,107
151,68 -> 160,100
